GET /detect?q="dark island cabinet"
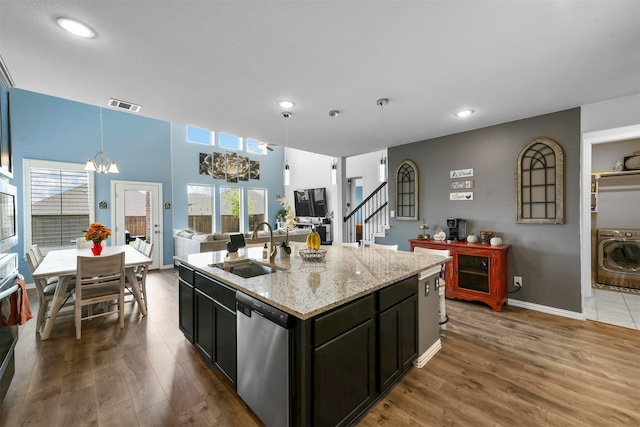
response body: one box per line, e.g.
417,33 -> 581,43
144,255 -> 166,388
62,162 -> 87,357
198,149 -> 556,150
194,288 -> 214,360
378,275 -> 418,392
192,271 -> 237,386
312,294 -> 376,427
178,264 -> 421,427
178,265 -> 194,342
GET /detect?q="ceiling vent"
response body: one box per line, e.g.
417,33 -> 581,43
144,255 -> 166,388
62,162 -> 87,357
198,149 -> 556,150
108,98 -> 141,113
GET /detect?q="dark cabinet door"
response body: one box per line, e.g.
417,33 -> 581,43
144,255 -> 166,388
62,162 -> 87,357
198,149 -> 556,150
194,288 -> 214,363
399,296 -> 418,370
313,318 -> 376,427
214,302 -> 237,385
178,278 -> 194,342
378,295 -> 417,392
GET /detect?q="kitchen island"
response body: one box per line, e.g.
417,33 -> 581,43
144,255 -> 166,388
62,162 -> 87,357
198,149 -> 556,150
175,244 -> 445,427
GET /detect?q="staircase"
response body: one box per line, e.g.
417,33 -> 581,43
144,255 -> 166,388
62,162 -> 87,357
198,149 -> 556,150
343,181 -> 389,244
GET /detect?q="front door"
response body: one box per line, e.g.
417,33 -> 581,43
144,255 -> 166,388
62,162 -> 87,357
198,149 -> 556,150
112,181 -> 163,269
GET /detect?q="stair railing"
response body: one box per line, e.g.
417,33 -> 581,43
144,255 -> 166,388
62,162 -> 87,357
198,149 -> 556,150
343,181 -> 388,244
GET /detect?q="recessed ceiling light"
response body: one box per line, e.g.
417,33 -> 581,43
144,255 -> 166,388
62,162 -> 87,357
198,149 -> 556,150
455,109 -> 474,118
278,100 -> 295,109
56,17 -> 96,38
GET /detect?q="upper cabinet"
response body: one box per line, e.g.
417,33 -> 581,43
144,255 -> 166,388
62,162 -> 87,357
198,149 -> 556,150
0,57 -> 13,179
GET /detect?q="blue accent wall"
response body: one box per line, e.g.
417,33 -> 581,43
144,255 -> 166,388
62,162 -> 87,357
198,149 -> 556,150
8,89 -> 286,282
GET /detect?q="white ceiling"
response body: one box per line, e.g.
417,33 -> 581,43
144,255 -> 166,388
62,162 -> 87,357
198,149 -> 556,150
1,1 -> 639,158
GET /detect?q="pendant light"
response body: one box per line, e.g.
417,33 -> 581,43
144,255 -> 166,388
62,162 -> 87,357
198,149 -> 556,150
282,112 -> 291,186
329,110 -> 339,185
377,98 -> 388,182
84,108 -> 119,174
330,160 -> 338,185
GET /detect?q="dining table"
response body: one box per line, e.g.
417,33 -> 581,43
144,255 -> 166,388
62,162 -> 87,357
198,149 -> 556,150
32,245 -> 152,340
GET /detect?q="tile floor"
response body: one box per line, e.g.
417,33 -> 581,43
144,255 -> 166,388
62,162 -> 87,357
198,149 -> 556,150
584,287 -> 640,330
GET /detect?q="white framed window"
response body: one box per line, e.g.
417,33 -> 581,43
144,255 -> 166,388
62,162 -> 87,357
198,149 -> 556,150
187,126 -> 213,145
23,159 -> 95,253
219,133 -> 243,151
219,186 -> 242,233
187,184 -> 214,233
247,187 -> 267,231
246,138 -> 268,155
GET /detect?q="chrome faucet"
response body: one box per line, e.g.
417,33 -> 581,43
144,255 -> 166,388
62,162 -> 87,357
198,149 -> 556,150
252,221 -> 277,263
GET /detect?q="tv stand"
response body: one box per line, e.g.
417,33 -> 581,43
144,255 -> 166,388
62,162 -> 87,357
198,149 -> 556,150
296,220 -> 332,244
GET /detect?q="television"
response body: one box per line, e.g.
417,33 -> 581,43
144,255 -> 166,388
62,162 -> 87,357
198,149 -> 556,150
294,187 -> 327,218
0,180 -> 17,254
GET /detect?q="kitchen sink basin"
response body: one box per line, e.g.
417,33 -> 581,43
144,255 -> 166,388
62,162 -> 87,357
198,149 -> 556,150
209,260 -> 278,278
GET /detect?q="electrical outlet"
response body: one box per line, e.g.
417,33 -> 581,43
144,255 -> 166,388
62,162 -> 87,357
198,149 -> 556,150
514,276 -> 523,288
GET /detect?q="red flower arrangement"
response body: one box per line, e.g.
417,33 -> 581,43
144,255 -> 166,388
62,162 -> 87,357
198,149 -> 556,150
85,223 -> 112,243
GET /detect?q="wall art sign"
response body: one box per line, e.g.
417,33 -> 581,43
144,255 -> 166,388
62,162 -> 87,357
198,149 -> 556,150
199,153 -> 212,175
202,152 -> 261,180
450,180 -> 474,190
450,168 -> 474,178
238,156 -> 249,181
226,152 -> 238,183
450,192 -> 474,201
212,152 -> 225,179
250,160 -> 260,179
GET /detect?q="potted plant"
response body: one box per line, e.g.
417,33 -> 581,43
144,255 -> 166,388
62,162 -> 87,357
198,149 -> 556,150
276,195 -> 296,256
84,222 -> 112,255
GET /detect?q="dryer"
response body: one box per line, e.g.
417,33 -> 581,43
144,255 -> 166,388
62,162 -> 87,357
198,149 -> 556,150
597,228 -> 640,289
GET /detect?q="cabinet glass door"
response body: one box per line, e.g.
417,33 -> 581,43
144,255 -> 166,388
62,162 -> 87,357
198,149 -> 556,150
457,254 -> 490,293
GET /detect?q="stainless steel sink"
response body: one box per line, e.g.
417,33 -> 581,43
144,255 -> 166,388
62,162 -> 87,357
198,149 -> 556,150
209,260 -> 278,278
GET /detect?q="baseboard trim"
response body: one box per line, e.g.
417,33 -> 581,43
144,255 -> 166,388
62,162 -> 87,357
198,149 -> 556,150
413,338 -> 442,368
508,298 -> 585,321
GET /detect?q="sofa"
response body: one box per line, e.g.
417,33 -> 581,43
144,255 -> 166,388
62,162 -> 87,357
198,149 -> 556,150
173,227 -> 310,259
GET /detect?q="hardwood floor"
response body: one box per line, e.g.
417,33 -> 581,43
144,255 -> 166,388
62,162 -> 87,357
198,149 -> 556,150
1,268 -> 639,426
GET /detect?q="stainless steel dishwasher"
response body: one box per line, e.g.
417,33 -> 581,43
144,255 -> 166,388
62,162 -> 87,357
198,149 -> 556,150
236,291 -> 290,427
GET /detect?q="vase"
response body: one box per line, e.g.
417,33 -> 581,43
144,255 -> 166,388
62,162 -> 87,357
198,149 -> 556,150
91,241 -> 103,256
279,245 -> 290,259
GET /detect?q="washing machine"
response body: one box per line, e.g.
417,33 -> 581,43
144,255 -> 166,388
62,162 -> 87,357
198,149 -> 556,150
596,229 -> 640,289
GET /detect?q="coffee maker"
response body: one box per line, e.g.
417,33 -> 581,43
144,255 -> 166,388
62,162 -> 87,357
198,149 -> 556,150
446,218 -> 467,241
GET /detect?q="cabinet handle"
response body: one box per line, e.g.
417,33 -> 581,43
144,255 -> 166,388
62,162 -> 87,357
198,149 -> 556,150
425,279 -> 430,296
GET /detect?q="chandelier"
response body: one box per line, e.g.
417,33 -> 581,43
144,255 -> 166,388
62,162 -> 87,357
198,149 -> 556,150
84,108 -> 119,174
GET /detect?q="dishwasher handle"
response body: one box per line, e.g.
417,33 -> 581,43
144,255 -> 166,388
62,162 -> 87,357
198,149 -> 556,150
236,291 -> 290,328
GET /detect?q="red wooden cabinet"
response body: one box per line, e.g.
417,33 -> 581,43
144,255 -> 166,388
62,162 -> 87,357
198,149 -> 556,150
409,239 -> 511,311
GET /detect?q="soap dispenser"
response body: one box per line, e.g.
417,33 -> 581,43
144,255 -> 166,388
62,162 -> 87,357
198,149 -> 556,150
262,243 -> 268,260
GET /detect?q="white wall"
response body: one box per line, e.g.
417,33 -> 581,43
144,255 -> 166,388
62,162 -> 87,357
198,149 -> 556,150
581,93 -> 640,133
345,149 -> 386,198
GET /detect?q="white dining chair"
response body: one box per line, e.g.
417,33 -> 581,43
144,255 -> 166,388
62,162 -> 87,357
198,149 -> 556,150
134,237 -> 144,251
126,242 -> 153,308
26,250 -> 74,335
75,252 -> 125,339
334,242 -> 360,247
413,246 -> 450,329
30,244 -> 44,264
370,242 -> 398,251
76,237 -> 105,249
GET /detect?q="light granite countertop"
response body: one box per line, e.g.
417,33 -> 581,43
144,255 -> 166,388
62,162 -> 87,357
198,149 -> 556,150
174,243 -> 446,320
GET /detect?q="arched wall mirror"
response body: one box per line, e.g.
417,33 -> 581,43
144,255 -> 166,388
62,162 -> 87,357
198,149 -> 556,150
516,137 -> 564,224
395,159 -> 419,221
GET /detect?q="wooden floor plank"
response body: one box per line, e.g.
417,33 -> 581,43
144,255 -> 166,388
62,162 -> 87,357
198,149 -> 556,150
1,269 -> 639,427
